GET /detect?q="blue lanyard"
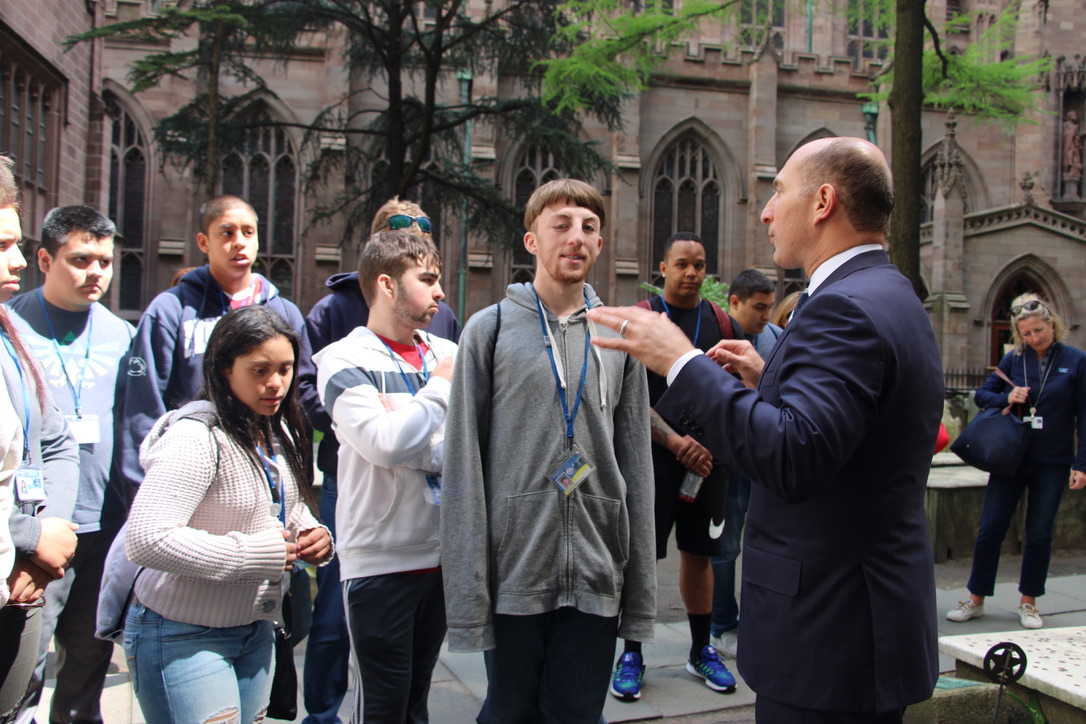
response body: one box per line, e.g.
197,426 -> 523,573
1,331 -> 32,463
659,297 -> 702,348
257,442 -> 286,527
534,288 -> 590,445
376,335 -> 430,395
37,290 -> 93,417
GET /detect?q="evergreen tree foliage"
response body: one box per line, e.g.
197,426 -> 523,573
68,1 -> 300,198
287,0 -> 619,248
71,1 -> 622,248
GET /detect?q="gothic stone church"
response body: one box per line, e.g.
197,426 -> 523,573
1,0 -> 1083,380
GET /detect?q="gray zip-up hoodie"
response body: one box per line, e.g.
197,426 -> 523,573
441,283 -> 656,653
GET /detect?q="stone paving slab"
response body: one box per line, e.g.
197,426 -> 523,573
939,626 -> 1086,711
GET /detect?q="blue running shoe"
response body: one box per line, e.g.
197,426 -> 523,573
609,651 -> 645,701
686,645 -> 736,693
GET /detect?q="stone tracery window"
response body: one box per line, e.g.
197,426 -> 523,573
511,145 -> 561,285
847,0 -> 890,69
104,92 -> 149,314
650,134 -> 723,284
220,106 -> 297,299
0,33 -> 62,241
738,0 -> 785,50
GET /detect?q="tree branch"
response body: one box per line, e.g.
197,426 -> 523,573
923,11 -> 950,80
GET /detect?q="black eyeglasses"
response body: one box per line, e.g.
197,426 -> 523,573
1011,300 -> 1048,317
378,215 -> 432,233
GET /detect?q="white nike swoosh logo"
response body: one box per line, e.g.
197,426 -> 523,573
709,518 -> 726,539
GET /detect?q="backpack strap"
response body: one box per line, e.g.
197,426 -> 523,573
491,299 -> 502,368
481,300 -> 502,460
708,301 -> 735,340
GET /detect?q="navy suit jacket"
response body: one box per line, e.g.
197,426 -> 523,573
657,250 -> 943,712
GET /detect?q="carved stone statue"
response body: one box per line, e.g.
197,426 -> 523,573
1062,110 -> 1084,180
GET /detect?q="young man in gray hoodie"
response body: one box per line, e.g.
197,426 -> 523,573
441,179 -> 656,724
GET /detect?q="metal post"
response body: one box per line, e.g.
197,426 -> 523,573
456,69 -> 473,323
862,101 -> 879,145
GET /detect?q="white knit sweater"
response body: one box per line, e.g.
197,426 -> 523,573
127,401 -> 326,627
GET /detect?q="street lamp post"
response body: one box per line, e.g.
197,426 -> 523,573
456,69 -> 473,322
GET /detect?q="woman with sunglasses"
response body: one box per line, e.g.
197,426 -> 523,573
124,305 -> 332,723
947,294 -> 1086,629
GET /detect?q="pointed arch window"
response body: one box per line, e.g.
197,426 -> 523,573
510,145 -> 562,285
104,92 -> 149,314
650,135 -> 723,284
220,107 -> 297,300
990,275 -> 1045,366
920,157 -> 970,224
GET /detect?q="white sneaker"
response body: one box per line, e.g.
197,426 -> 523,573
1018,604 -> 1043,629
946,600 -> 984,622
710,631 -> 738,659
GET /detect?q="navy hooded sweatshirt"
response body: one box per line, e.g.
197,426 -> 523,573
117,265 -> 311,491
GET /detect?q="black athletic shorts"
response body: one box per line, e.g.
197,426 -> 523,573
652,443 -> 729,559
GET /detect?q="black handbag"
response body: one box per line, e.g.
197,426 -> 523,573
266,624 -> 297,721
951,367 -> 1029,474
286,565 -> 312,647
266,567 -> 303,720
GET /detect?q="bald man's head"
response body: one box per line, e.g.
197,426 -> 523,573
797,138 -> 894,234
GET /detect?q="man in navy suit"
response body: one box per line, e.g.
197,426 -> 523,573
589,137 -> 943,722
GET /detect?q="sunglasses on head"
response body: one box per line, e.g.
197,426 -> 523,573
379,215 -> 432,233
1011,300 -> 1048,317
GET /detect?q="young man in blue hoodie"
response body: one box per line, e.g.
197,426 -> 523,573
118,195 -> 310,493
295,197 -> 458,724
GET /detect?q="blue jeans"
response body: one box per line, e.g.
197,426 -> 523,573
123,600 -> 274,724
302,475 -> 350,724
478,609 -> 617,724
967,462 -> 1068,598
710,472 -> 750,636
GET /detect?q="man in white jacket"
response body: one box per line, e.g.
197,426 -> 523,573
314,230 -> 455,724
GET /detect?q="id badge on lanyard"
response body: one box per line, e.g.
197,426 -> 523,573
535,289 -> 595,495
65,414 -> 101,444
14,465 -> 46,504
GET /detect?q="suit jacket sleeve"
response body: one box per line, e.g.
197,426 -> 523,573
657,291 -> 886,503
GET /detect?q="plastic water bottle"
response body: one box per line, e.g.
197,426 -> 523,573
677,469 -> 704,503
